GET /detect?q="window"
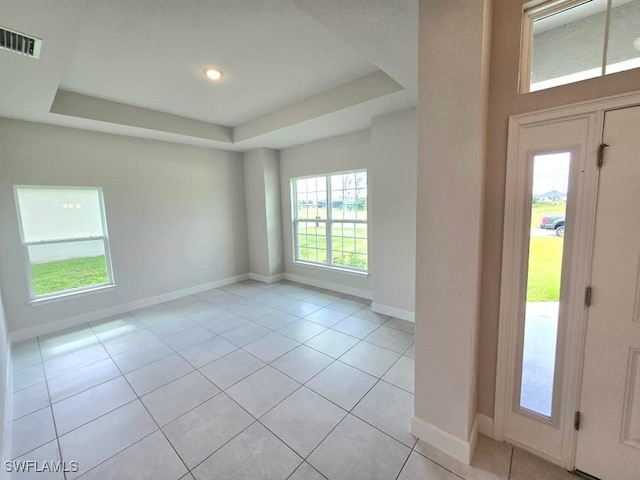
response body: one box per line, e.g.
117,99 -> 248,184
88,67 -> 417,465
521,0 -> 640,93
14,186 -> 114,300
292,170 -> 368,272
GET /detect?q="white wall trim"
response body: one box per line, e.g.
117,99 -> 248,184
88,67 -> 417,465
512,90 -> 640,124
411,414 -> 479,465
9,274 -> 250,342
371,302 -> 414,322
283,273 -> 373,300
476,413 -> 495,439
248,273 -> 284,284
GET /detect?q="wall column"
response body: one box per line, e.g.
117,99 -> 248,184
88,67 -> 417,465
412,0 -> 492,464
370,109 -> 417,321
243,148 -> 284,281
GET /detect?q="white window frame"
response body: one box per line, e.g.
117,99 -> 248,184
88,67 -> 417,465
13,185 -> 115,302
291,169 -> 368,274
520,0 -> 638,93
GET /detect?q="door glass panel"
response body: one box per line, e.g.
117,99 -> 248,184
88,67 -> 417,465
519,152 -> 571,417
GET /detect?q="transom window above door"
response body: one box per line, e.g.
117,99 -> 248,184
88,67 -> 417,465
291,170 -> 368,273
521,0 -> 640,93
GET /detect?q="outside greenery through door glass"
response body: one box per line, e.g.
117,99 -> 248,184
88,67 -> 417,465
519,152 -> 570,417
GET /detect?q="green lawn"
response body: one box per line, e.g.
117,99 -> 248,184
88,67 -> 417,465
527,201 -> 567,302
526,236 -> 564,302
32,255 -> 108,296
297,223 -> 368,269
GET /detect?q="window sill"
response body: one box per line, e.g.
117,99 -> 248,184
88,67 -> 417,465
292,261 -> 370,277
29,284 -> 116,307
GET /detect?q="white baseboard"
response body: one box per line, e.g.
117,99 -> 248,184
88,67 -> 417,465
476,413 -> 494,439
411,414 -> 480,465
10,274 -> 250,342
283,273 -> 373,300
371,302 -> 415,322
248,273 -> 284,284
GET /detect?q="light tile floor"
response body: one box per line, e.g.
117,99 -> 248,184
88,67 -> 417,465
9,280 -> 577,479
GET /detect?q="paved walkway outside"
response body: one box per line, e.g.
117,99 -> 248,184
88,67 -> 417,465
521,302 -> 559,417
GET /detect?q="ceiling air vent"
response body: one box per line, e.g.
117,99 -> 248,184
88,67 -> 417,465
0,26 -> 42,59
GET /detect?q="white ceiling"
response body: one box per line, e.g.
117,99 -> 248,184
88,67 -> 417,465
0,0 -> 418,151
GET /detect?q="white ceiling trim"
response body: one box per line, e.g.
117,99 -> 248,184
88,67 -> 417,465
50,90 -> 233,143
234,70 -> 403,142
49,70 -> 404,148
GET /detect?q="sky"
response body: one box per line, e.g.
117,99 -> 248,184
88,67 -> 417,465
532,152 -> 571,195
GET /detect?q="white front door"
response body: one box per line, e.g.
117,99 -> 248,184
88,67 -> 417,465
575,105 -> 640,479
497,113 -> 599,466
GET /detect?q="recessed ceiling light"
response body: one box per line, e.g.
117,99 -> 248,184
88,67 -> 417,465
204,68 -> 223,81
634,37 -> 640,52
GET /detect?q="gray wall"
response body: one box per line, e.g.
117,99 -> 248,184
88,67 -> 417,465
0,288 -> 8,465
415,0 -> 490,443
0,119 -> 248,335
370,109 -> 417,316
243,148 -> 283,278
279,130 -> 373,295
263,152 -> 284,276
279,112 -> 418,314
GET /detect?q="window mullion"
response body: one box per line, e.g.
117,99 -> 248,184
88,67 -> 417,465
293,180 -> 299,262
520,7 -> 535,93
326,174 -> 332,267
103,237 -> 114,283
24,236 -> 106,247
294,219 -> 298,261
601,0 -> 613,75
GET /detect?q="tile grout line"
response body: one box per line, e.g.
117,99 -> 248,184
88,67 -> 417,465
284,463 -> 329,480
508,444 -> 515,479
408,446 -> 468,480
41,323 -> 192,407
36,335 -> 68,480
240,325 -> 416,477
7,293 -> 267,428
81,329 -> 196,478
173,350 -> 320,477
73,428 -> 161,480
14,281 -> 413,479
9,288 -> 393,393
176,334 -> 370,476
393,445 -> 414,480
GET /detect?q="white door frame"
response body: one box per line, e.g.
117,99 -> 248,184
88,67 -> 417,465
494,90 -> 640,469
